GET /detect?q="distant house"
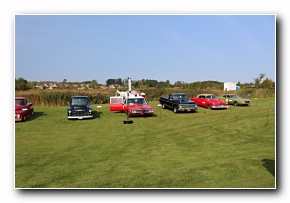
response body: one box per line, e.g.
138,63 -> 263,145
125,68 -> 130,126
34,83 -> 43,89
224,82 -> 236,91
109,84 -> 117,89
34,82 -> 58,89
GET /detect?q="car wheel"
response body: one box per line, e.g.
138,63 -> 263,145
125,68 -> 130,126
162,104 -> 166,109
207,105 -> 212,110
173,107 -> 178,113
234,101 -> 239,106
31,109 -> 34,116
22,114 -> 27,121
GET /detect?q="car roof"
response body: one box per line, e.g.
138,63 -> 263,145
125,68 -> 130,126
196,94 -> 215,97
71,96 -> 89,98
171,93 -> 187,95
15,97 -> 26,100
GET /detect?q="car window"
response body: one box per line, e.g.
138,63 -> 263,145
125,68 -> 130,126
128,98 -> 145,104
72,97 -> 89,105
174,95 -> 188,100
15,99 -> 25,105
110,97 -> 123,104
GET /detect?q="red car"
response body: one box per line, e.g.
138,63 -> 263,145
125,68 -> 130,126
191,94 -> 228,110
110,91 -> 154,117
15,97 -> 34,121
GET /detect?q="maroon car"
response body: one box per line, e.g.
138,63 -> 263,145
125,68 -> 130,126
110,94 -> 154,117
15,97 -> 34,121
191,94 -> 228,110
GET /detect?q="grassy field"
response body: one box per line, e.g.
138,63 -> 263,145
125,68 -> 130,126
15,98 -> 276,188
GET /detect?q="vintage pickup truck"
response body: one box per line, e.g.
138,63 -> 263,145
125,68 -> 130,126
159,93 -> 198,113
67,96 -> 94,120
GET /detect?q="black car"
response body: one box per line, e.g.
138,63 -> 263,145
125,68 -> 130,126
159,93 -> 198,113
67,96 -> 93,120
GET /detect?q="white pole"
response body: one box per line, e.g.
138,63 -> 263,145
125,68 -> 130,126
128,77 -> 132,92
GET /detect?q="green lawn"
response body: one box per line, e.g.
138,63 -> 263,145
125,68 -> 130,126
15,98 -> 275,188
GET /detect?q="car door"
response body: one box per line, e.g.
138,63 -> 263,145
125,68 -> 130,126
199,96 -> 207,107
227,95 -> 234,105
23,98 -> 32,116
109,96 -> 124,111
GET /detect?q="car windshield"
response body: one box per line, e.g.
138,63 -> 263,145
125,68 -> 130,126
173,95 -> 188,100
230,95 -> 239,98
127,98 -> 146,105
71,97 -> 89,105
15,99 -> 25,105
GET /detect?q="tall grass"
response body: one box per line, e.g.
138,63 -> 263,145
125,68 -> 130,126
15,88 -> 275,106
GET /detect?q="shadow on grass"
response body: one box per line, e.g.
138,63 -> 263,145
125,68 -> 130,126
110,111 -> 159,118
262,159 -> 275,177
93,110 -> 103,119
23,112 -> 47,122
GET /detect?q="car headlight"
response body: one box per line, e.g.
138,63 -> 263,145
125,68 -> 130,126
89,109 -> 93,113
15,114 -> 20,118
22,108 -> 27,111
68,110 -> 71,113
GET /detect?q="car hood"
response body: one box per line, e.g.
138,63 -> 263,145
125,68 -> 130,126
238,98 -> 251,102
210,99 -> 227,105
176,100 -> 196,104
15,104 -> 25,111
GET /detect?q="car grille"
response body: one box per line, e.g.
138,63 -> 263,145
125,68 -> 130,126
132,110 -> 142,113
144,110 -> 153,113
71,110 -> 89,117
179,104 -> 196,108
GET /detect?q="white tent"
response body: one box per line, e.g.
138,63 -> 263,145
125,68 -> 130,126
224,82 -> 236,91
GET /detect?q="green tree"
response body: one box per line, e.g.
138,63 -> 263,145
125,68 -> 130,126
27,81 -> 37,89
91,80 -> 98,88
174,81 -> 184,88
15,77 -> 29,91
253,73 -> 266,88
261,78 -> 274,89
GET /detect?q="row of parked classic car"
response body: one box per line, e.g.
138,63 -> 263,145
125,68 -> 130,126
15,93 -> 251,121
159,93 -> 251,113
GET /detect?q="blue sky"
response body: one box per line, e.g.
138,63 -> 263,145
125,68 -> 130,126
15,14 -> 275,85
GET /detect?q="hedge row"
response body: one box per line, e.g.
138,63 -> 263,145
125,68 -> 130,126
16,92 -> 110,106
16,88 -> 275,106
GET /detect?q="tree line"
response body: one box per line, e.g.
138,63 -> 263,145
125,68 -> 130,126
15,73 -> 275,91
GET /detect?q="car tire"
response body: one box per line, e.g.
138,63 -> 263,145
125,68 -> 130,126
234,101 -> 239,106
173,107 -> 178,113
22,114 -> 26,121
162,104 -> 166,109
31,109 -> 34,116
207,105 -> 212,110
